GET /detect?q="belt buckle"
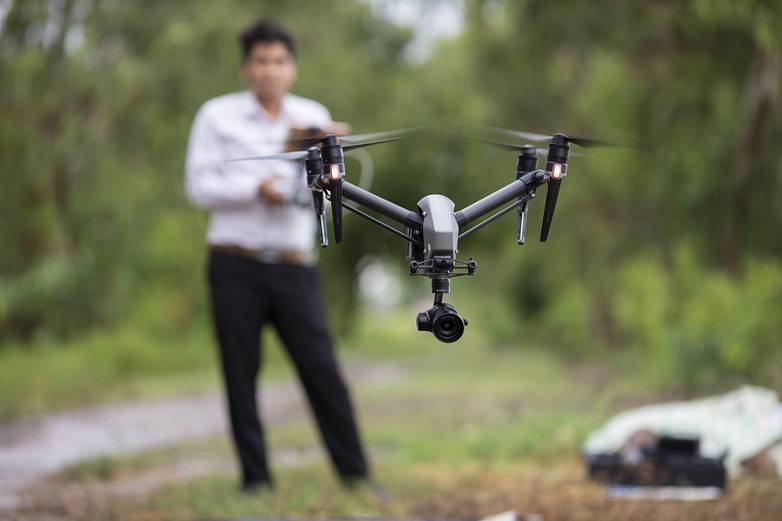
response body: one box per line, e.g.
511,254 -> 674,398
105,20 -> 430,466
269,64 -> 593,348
256,250 -> 282,264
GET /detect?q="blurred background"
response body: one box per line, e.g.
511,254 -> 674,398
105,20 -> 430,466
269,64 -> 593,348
1,0 -> 781,419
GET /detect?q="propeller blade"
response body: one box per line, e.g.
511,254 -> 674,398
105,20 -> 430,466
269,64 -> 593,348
469,137 -> 583,157
484,126 -> 552,143
468,137 -> 548,155
229,150 -> 309,162
339,126 -> 423,145
565,136 -> 628,148
229,138 -> 403,163
343,136 -> 405,151
484,125 -> 635,149
232,127 -> 419,161
288,136 -> 325,150
287,126 -> 422,150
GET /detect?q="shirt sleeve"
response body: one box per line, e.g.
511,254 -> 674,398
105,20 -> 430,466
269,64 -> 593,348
184,103 -> 260,209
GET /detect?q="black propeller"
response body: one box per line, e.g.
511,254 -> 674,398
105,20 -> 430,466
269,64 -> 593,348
317,129 -> 420,243
228,136 -> 406,163
229,129 -> 417,245
229,126 -> 421,163
482,125 -> 637,149
478,126 -> 636,243
286,126 -> 423,151
468,136 -> 585,157
468,136 -> 548,156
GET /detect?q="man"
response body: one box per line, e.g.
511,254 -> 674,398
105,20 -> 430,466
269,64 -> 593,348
185,18 -> 371,493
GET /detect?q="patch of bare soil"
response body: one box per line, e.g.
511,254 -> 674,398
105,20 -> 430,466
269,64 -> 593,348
409,465 -> 782,521
9,454 -> 230,521
9,458 -> 782,521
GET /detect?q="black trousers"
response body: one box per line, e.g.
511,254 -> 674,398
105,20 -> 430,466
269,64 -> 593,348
207,250 -> 369,486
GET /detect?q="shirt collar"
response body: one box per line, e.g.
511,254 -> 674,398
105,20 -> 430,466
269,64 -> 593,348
242,90 -> 293,122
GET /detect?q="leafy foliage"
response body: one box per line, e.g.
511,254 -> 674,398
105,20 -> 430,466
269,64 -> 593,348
1,0 -> 781,391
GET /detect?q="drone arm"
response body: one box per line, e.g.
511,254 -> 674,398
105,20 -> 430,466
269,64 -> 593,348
459,195 -> 531,240
454,170 -> 543,227
342,181 -> 423,231
342,201 -> 421,245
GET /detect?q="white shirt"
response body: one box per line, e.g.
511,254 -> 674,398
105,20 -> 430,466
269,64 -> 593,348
185,90 -> 332,252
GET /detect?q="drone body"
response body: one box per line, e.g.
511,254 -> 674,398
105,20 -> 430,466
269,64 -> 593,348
232,127 -> 606,342
308,131 -> 576,342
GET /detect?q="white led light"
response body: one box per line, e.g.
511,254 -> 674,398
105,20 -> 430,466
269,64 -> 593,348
551,163 -> 562,180
330,164 -> 341,180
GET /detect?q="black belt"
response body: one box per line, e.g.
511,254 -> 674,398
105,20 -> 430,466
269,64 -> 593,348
211,244 -> 314,265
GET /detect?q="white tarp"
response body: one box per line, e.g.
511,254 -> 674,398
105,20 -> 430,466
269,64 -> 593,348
583,385 -> 782,476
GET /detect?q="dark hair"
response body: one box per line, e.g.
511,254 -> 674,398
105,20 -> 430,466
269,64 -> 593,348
239,19 -> 296,61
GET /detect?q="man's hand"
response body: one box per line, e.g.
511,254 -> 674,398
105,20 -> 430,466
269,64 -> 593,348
323,121 -> 351,136
285,122 -> 352,152
258,178 -> 288,204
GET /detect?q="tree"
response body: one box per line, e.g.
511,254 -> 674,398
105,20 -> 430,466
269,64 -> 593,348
0,0 -> 418,342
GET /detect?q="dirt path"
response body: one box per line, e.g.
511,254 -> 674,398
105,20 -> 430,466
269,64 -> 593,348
0,357 -> 406,514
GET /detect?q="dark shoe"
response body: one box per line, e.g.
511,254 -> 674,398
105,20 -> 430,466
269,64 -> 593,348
366,480 -> 391,500
341,476 -> 391,500
241,480 -> 273,495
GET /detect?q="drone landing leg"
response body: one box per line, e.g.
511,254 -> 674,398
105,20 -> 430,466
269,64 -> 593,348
317,213 -> 329,248
312,190 -> 329,248
517,200 -> 529,245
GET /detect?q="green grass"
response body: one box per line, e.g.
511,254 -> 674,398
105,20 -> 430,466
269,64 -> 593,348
0,325 -> 207,420
31,306 -> 669,520
7,295 -> 782,520
0,292 -> 644,423
147,468 -> 406,519
0,318 -> 300,421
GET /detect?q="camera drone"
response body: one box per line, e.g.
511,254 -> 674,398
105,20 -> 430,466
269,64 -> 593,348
234,126 -> 622,343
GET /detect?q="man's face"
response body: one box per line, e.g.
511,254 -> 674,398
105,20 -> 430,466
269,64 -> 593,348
241,41 -> 297,104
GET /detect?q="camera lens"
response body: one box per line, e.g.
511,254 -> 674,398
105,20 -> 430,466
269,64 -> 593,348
432,312 -> 465,343
416,302 -> 467,343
